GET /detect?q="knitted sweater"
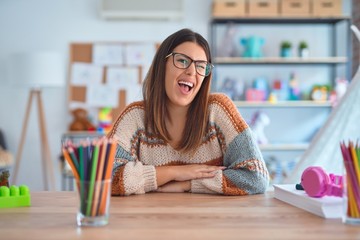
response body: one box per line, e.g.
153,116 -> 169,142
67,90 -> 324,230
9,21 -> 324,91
109,93 -> 269,196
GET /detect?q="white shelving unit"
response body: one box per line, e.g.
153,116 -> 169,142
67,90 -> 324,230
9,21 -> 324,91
233,100 -> 332,108
210,16 -> 352,183
259,143 -> 309,151
215,56 -> 347,64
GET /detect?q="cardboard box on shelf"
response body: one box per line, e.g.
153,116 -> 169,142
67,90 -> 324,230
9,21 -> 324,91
248,0 -> 279,17
280,0 -> 311,17
212,0 -> 246,18
312,0 -> 342,17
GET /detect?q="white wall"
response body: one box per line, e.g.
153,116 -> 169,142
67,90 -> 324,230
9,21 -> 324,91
0,0 -> 352,190
0,0 -> 212,190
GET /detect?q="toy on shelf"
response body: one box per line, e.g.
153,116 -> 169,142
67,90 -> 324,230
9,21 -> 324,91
288,73 -> 301,100
217,23 -> 239,57
250,111 -> 270,145
0,185 -> 31,208
98,107 -> 113,134
330,78 -> 348,106
219,77 -> 244,101
310,85 -> 330,101
246,77 -> 269,101
271,79 -> 289,101
241,36 -> 265,58
268,92 -> 278,103
69,108 -> 96,132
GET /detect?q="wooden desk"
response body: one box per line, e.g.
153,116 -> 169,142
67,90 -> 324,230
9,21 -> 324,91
1,192 -> 359,240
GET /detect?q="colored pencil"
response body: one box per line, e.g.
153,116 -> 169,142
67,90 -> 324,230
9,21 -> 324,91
99,140 -> 116,214
62,147 -> 80,181
341,141 -> 360,219
63,137 -> 115,217
92,138 -> 107,216
86,141 -> 99,216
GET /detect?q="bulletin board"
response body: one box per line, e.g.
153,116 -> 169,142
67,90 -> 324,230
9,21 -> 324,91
68,42 -> 157,122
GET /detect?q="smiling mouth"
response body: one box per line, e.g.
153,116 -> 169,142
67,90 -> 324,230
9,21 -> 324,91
178,81 -> 194,92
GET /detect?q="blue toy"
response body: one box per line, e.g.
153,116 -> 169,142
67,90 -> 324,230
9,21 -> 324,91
241,36 -> 265,58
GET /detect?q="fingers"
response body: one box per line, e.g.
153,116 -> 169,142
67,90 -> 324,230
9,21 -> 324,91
195,166 -> 225,179
200,165 -> 226,173
198,171 -> 216,179
173,165 -> 227,182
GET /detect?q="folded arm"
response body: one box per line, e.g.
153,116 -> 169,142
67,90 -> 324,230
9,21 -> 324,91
190,129 -> 269,195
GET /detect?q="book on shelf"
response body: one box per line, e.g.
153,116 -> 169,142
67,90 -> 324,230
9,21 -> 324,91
273,184 -> 343,219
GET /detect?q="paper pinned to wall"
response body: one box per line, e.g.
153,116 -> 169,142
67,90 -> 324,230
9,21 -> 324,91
71,63 -> 103,86
69,101 -> 90,110
68,42 -> 157,121
86,83 -> 118,108
125,43 -> 156,66
92,44 -> 124,65
126,84 -> 143,103
107,66 -> 140,88
106,66 -> 143,104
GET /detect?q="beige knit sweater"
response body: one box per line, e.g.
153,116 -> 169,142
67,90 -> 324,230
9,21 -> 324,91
109,93 -> 269,196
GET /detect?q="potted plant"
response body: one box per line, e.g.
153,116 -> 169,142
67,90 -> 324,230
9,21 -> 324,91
280,41 -> 292,57
298,41 -> 309,58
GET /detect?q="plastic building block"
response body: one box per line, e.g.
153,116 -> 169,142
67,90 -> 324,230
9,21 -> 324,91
0,185 -> 31,208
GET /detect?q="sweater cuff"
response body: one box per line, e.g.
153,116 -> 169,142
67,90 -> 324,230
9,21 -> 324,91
191,179 -> 212,194
143,165 -> 157,192
191,170 -> 223,194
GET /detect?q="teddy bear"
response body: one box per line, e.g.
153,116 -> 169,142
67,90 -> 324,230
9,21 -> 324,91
69,108 -> 96,131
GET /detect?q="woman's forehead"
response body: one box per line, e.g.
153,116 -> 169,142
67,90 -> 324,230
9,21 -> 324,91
172,42 -> 207,61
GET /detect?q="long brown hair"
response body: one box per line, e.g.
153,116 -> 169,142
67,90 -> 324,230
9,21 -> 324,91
142,28 -> 213,153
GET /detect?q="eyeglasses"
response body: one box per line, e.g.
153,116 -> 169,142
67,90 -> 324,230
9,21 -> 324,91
165,52 -> 214,77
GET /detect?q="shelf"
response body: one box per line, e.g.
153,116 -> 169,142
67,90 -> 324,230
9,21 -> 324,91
211,16 -> 351,24
234,101 -> 332,108
214,57 -> 348,65
210,15 -> 350,165
259,143 -> 309,151
61,131 -> 105,145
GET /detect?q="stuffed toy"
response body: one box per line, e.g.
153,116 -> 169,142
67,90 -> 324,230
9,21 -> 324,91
69,108 -> 96,131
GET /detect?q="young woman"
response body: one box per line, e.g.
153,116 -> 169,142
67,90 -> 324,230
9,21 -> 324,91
108,28 -> 269,196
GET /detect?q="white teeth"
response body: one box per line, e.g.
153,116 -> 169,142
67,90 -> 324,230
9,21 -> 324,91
178,81 -> 194,88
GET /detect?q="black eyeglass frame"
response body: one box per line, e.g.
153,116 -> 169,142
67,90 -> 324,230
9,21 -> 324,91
165,52 -> 214,77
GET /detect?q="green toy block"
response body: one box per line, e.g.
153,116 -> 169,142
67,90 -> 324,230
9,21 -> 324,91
0,185 -> 31,208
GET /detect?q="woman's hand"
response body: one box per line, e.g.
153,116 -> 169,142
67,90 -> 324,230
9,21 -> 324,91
156,164 -> 226,187
172,165 -> 226,181
156,181 -> 191,193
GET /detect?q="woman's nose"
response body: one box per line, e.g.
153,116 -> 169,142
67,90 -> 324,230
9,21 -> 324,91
185,62 -> 196,76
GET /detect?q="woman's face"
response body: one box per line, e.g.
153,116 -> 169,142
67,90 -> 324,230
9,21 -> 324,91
164,42 -> 207,109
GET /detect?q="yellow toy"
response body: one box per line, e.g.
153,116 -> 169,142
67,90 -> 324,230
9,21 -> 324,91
98,107 -> 113,134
